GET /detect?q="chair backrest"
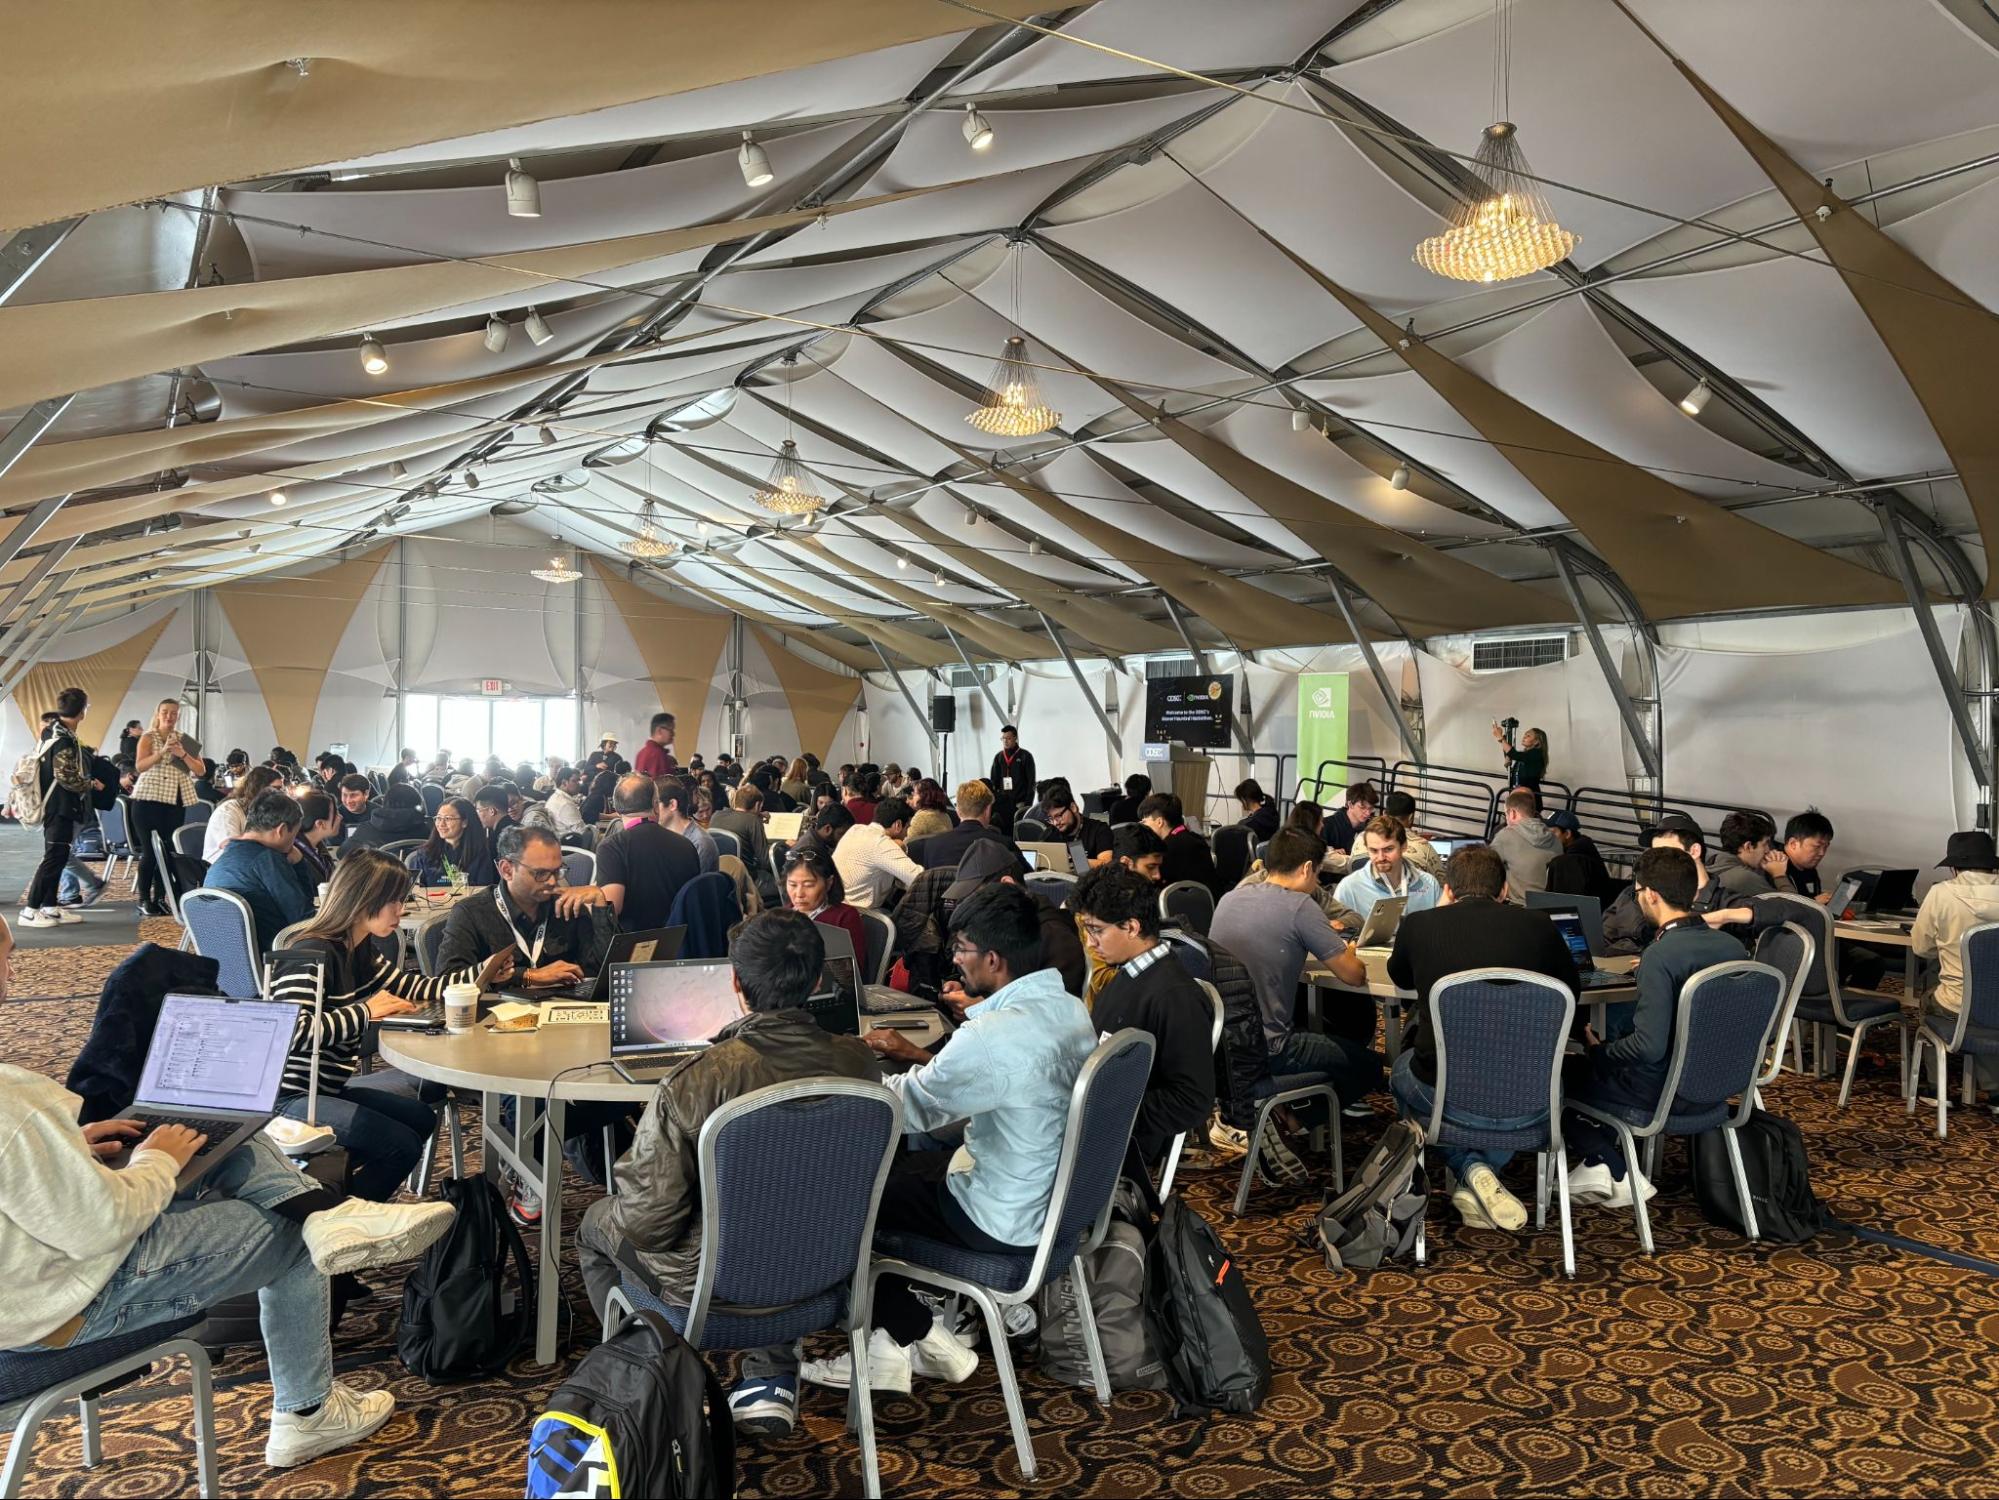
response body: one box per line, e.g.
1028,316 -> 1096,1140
376,838 -> 426,860
1158,880 -> 1214,937
1195,979 -> 1228,1051
1429,969 -> 1575,1135
1015,1029 -> 1156,1290
172,823 -> 205,859
415,911 -> 451,977
769,838 -> 791,886
1254,839 -> 1271,867
707,828 -> 740,860
1212,825 -> 1252,889
180,800 -> 211,826
272,919 -> 313,952
1014,817 -> 1049,844
1949,922 -> 1999,1044
859,907 -> 895,986
420,781 -> 445,817
178,888 -> 262,997
560,847 -> 595,887
686,1078 -> 901,1348
1024,870 -> 1077,901
1751,920 -> 1816,1083
99,799 -> 128,849
1759,892 -> 1840,1011
1655,961 -> 1787,1134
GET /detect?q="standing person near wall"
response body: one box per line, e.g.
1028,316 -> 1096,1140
129,699 -> 203,917
19,687 -> 101,929
988,725 -> 1035,836
1492,719 -> 1548,791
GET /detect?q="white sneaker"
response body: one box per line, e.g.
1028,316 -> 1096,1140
265,1380 -> 395,1469
301,1199 -> 455,1276
799,1328 -> 911,1395
1565,1161 -> 1620,1206
43,907 -> 80,924
908,1318 -> 980,1384
1450,1178 -> 1496,1229
16,908 -> 52,929
1205,1120 -> 1251,1159
1254,1119 -> 1310,1186
1599,1162 -> 1658,1209
1458,1163 -> 1527,1232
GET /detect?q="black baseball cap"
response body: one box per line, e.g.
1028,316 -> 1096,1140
1645,812 -> 1704,846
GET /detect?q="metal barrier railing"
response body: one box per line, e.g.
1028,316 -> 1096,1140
1566,786 -> 1778,868
1385,761 -> 1507,842
1295,756 -> 1393,811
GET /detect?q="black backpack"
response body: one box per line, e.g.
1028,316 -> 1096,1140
1181,934 -> 1272,1131
1687,1109 -> 1828,1243
397,1175 -> 534,1382
527,1308 -> 734,1500
1309,1118 -> 1430,1271
1144,1194 -> 1270,1414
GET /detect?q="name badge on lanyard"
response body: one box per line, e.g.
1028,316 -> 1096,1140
495,886 -> 547,968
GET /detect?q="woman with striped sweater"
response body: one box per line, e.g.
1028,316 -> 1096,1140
269,849 -> 514,1200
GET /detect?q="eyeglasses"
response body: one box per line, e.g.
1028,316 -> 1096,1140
949,938 -> 984,963
519,863 -> 563,884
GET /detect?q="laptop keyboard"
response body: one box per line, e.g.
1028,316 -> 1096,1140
169,1115 -> 252,1149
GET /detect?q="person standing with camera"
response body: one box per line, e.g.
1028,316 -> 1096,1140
1492,718 -> 1548,791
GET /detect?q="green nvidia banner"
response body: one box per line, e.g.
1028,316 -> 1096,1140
1297,673 -> 1350,795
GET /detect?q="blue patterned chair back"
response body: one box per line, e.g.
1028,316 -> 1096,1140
1430,971 -> 1574,1147
560,847 -> 595,888
1665,962 -> 1785,1132
178,888 -> 261,997
415,912 -> 449,977
1964,925 -> 1999,1032
1036,1030 -> 1155,1282
173,823 -> 204,860
99,799 -> 129,851
181,800 -> 212,827
707,828 -> 740,860
420,782 -> 445,817
1751,922 -> 1814,1012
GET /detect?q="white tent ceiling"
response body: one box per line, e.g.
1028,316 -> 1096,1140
6,0 -> 1998,662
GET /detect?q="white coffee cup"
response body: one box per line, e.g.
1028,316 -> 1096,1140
315,882 -> 329,908
444,982 -> 480,1034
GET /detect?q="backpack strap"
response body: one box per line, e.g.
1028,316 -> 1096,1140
490,1188 -> 538,1366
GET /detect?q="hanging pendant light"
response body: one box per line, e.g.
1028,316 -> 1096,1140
752,353 -> 824,515
531,553 -> 582,583
966,244 -> 1060,436
1413,3 -> 1576,284
623,498 -> 675,560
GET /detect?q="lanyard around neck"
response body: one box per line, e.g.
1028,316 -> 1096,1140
494,885 -> 548,967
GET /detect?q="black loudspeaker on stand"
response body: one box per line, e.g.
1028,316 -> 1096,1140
930,695 -> 956,733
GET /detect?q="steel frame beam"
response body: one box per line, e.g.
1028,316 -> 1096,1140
1325,573 -> 1425,765
870,639 -> 939,770
0,396 -> 75,484
0,219 -> 84,308
1037,611 -> 1121,758
1548,539 -> 1663,785
0,604 -> 79,701
1875,498 -> 1994,798
0,540 -> 78,656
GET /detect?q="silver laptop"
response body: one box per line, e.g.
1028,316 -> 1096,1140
121,994 -> 300,1188
1527,890 -> 1606,956
1018,841 -> 1074,875
609,959 -> 743,1083
764,810 -> 804,840
1826,877 -> 1862,921
1354,895 -> 1408,950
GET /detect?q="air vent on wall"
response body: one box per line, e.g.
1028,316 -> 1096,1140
1471,635 -> 1570,673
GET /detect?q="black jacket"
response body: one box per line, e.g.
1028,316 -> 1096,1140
1386,898 -> 1580,1086
435,885 -> 618,976
1092,953 -> 1216,1163
1162,828 -> 1221,900
913,819 -> 1018,872
341,803 -> 428,852
64,945 -> 223,1123
1546,832 -> 1613,903
1238,803 -> 1280,844
989,748 -> 1036,812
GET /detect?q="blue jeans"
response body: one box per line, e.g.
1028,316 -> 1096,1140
280,1082 -> 438,1202
58,859 -> 104,901
1390,1051 -> 1547,1178
1270,1029 -> 1382,1107
40,1135 -> 332,1413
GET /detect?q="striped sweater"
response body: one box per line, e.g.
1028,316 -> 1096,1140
268,936 -> 479,1097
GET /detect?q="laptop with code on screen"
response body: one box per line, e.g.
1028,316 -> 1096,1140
121,994 -> 301,1188
609,959 -> 744,1082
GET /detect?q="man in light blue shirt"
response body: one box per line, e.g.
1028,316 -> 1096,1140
1333,814 -> 1440,923
801,884 -> 1096,1396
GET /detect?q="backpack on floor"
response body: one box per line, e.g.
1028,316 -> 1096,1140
8,746 -> 46,828
1309,1118 -> 1429,1272
397,1174 -> 534,1382
527,1307 -> 734,1500
1035,1181 -> 1166,1392
1687,1109 -> 1828,1244
1144,1194 -> 1270,1414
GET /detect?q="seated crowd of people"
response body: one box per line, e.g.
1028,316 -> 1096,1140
7,685 -> 1992,1479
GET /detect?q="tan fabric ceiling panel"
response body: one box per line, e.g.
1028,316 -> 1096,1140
1667,62 -> 1999,597
790,537 -> 1046,660
749,626 -> 862,763
865,506 -> 1182,656
0,189 -> 932,412
589,560 -> 732,753
1,2 -> 1052,231
1292,259 -> 1901,617
215,545 -> 391,753
670,577 -> 882,675
729,561 -> 958,669
10,612 -> 173,750
1089,377 -> 1566,635
936,434 -> 1352,652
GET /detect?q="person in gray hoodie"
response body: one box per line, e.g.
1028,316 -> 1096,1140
1488,787 -> 1562,904
1711,810 -> 1796,899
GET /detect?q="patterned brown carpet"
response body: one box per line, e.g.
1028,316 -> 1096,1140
5,924 -> 1999,1498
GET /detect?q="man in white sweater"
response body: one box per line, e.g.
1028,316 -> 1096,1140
0,917 -> 455,1471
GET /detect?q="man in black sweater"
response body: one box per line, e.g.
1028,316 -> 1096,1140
1138,791 -> 1221,899
435,825 -> 616,981
1074,865 -> 1215,1169
914,780 -> 1020,871
1386,845 -> 1579,1233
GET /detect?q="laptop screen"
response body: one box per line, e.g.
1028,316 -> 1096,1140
136,994 -> 297,1114
1548,912 -> 1593,970
764,811 -> 803,840
609,960 -> 742,1055
802,955 -> 861,1036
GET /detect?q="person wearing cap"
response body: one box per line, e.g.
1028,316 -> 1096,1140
1602,812 -> 1767,955
1911,832 -> 1999,1091
585,734 -> 622,779
899,838 -> 1086,996
1544,809 -> 1613,902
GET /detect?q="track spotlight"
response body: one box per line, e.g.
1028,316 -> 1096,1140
538,425 -> 556,446
268,490 -> 287,506
1679,378 -> 1712,417
504,157 -> 542,219
464,469 -> 480,490
1389,463 -> 1411,491
1028,538 -> 1043,556
358,334 -> 388,375
523,306 -> 554,346
1291,408 -> 1312,432
933,570 -> 945,587
483,315 -> 509,354
964,506 -> 978,527
962,103 -> 995,151
738,131 -> 774,188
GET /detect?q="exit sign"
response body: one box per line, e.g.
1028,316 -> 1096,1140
479,679 -> 505,696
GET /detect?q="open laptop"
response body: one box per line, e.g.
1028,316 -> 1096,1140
609,959 -> 745,1082
1353,895 -> 1408,951
801,953 -> 862,1037
118,994 -> 300,1188
493,926 -> 687,1006
1548,912 -> 1631,991
764,810 -> 804,841
1427,838 -> 1485,859
1868,868 -> 1918,915
1527,891 -> 1606,956
1018,842 -> 1075,875
1826,876 -> 1863,922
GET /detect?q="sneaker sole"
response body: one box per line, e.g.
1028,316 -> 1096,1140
730,1409 -> 798,1439
1449,1187 -> 1497,1230
1464,1173 -> 1528,1232
801,1364 -> 912,1396
308,1212 -> 455,1277
265,1398 -> 394,1469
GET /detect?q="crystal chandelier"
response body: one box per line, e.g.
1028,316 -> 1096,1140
1412,3 -> 1576,284
531,553 -> 581,583
752,440 -> 823,515
622,499 -> 675,559
966,336 -> 1061,437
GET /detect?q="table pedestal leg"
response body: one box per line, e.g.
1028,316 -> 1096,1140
537,1097 -> 566,1366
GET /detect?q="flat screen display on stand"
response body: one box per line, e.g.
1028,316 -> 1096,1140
1143,675 -> 1234,750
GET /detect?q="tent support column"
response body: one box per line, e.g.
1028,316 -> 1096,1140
1874,497 -> 1994,808
870,639 -> 937,771
393,539 -> 407,762
1324,573 -> 1425,765
0,219 -> 84,307
573,553 -> 586,762
1548,540 -> 1662,787
941,622 -> 1004,724
0,536 -> 78,640
0,604 -> 78,700
1037,611 -> 1120,758
727,615 -> 746,758
193,586 -> 209,737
